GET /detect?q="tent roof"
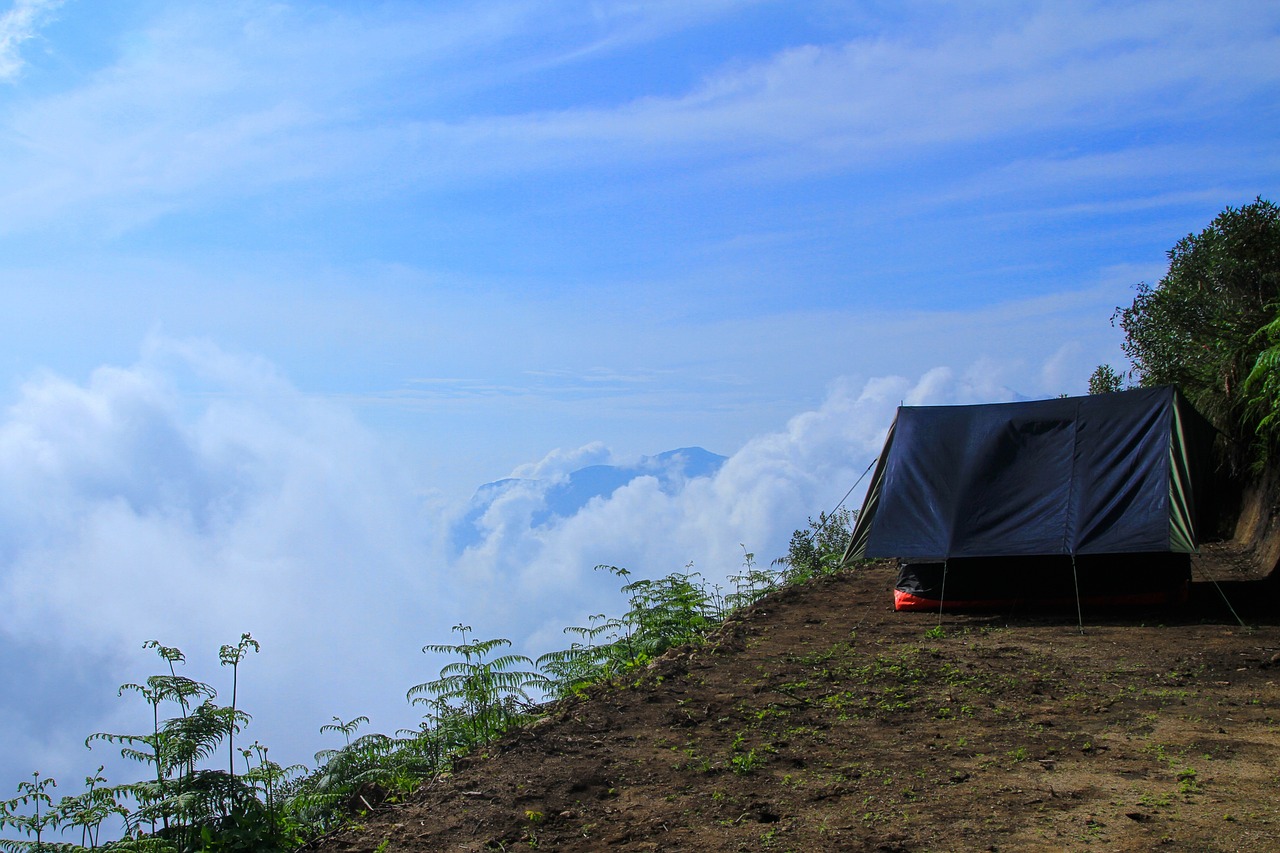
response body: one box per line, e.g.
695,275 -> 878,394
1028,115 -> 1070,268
844,386 -> 1214,562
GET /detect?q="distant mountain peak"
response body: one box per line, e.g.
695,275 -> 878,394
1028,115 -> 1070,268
450,447 -> 727,554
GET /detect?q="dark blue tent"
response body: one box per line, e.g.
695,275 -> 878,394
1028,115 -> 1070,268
843,386 -> 1215,610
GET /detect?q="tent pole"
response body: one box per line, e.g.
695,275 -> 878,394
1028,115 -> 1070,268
1070,555 -> 1084,635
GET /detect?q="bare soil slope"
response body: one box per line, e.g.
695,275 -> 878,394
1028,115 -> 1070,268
312,547 -> 1280,852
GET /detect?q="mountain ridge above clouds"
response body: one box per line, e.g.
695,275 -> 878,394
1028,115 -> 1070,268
450,447 -> 727,554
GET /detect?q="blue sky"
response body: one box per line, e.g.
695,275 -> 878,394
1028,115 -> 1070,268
0,0 -> 1277,827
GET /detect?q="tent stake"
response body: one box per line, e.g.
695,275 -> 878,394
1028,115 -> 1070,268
1071,555 -> 1084,635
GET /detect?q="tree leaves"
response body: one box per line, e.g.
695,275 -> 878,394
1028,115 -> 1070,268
1115,197 -> 1280,466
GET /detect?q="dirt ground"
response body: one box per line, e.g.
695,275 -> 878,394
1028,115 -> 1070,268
310,544 -> 1280,852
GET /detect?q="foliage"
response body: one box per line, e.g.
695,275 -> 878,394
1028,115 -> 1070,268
0,636 -> 300,853
87,637 -> 290,852
409,625 -> 549,752
3,522 -> 866,851
284,719 -> 426,835
1244,311 -> 1280,443
1088,364 -> 1124,395
771,509 -> 856,585
0,772 -> 62,853
1115,197 -> 1280,464
538,564 -> 721,700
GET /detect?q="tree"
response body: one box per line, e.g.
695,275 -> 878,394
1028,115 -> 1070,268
1088,364 -> 1123,395
1245,313 -> 1280,444
1115,197 -> 1280,465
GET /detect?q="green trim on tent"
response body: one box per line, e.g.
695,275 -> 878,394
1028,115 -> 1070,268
841,417 -> 895,564
1167,395 -> 1199,554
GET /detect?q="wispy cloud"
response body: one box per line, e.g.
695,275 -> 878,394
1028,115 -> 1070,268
0,0 -> 62,81
409,2 -> 1280,181
0,2 -> 1274,235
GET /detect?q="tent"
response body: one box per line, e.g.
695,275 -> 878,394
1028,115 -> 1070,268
842,386 -> 1216,611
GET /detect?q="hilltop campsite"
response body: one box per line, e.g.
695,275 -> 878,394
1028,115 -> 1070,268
1,5 -> 1278,847
308,553 -> 1279,852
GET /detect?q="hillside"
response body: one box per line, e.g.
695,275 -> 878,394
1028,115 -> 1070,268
310,549 -> 1280,852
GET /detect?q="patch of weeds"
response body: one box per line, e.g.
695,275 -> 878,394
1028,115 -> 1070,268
860,807 -> 887,826
674,745 -> 715,774
780,773 -> 803,788
1139,792 -> 1173,809
800,640 -> 858,665
731,749 -> 761,775
755,706 -> 790,722
520,809 -> 545,848
1081,817 -> 1105,841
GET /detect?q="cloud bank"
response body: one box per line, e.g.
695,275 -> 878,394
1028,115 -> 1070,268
0,338 -> 1033,802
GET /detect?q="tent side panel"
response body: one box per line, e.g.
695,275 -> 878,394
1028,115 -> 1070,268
862,407 -> 965,560
868,399 -> 1082,559
851,385 -> 1214,563
1073,387 -> 1173,555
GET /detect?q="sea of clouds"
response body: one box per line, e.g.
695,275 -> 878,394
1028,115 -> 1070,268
0,340 -> 1023,815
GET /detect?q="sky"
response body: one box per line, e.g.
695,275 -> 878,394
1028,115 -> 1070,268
0,0 -> 1277,829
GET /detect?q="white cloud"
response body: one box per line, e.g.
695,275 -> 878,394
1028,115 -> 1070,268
0,336 -> 1118,818
0,2 -> 1275,233
0,340 -> 452,800
510,441 -> 611,479
412,2 -> 1280,182
0,0 -> 62,81
448,362 -> 1032,658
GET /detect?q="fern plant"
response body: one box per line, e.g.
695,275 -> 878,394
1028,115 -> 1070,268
55,767 -> 127,850
408,625 -> 549,751
285,719 -> 406,833
0,771 -> 62,853
537,614 -> 627,699
219,635 -> 260,780
725,550 -> 781,611
1245,309 -> 1280,447
620,571 -> 714,657
82,637 -> 284,852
